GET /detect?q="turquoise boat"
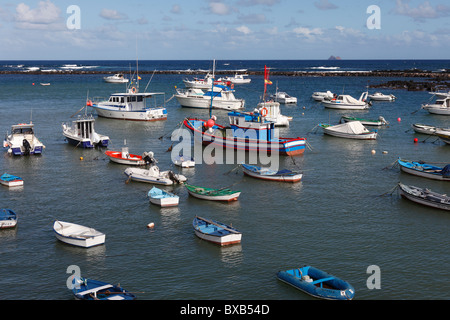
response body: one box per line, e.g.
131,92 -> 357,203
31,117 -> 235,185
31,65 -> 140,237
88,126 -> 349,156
277,266 -> 355,300
397,158 -> 450,181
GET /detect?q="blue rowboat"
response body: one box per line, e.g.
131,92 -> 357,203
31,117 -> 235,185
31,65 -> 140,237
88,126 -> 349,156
397,158 -> 450,181
0,209 -> 18,229
193,216 -> 242,246
0,173 -> 24,187
71,277 -> 136,300
277,266 -> 355,300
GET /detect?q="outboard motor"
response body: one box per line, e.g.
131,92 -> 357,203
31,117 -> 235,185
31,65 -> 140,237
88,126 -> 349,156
142,151 -> 157,165
22,139 -> 31,155
168,170 -> 180,184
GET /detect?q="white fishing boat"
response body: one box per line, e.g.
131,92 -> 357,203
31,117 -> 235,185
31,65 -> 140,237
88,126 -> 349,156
411,123 -> 438,135
172,155 -> 195,168
271,91 -> 297,104
124,166 -> 187,185
422,97 -> 450,115
312,91 -> 334,101
398,183 -> 450,211
318,121 -> 377,140
368,92 -> 396,101
3,122 -> 45,156
103,73 -> 129,84
183,73 -> 214,89
147,186 -> 179,207
0,173 -> 24,187
0,209 -> 18,229
255,101 -> 291,126
92,90 -> 167,121
322,91 -> 370,110
62,114 -> 109,148
217,73 -> 251,84
53,220 -> 105,248
175,85 -> 245,110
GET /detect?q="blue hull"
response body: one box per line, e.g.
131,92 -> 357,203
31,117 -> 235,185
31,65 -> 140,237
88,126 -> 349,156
277,266 -> 355,300
66,137 -> 109,149
11,146 -> 43,156
72,277 -> 136,300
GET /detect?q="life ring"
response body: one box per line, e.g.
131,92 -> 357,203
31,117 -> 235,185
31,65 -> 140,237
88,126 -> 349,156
261,107 -> 268,117
131,87 -> 136,93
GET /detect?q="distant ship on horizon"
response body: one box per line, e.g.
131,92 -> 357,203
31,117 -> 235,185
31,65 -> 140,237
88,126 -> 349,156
328,55 -> 342,60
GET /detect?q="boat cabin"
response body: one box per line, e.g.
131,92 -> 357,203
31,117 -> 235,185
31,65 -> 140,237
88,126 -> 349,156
96,91 -> 165,112
227,111 -> 275,141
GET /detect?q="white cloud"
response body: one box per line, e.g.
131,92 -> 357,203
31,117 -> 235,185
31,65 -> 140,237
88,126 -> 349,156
314,0 -> 338,10
393,0 -> 450,21
236,25 -> 251,34
208,2 -> 232,15
99,8 -> 128,20
293,27 -> 323,40
14,0 -> 61,27
171,5 -> 182,14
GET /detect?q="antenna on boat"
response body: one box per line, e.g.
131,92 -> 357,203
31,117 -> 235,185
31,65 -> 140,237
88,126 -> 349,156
209,59 -> 216,118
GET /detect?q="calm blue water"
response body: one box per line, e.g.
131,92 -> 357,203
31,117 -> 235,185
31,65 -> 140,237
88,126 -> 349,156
0,60 -> 449,303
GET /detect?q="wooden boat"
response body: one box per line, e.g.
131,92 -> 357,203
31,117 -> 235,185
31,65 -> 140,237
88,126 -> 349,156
318,121 -> 377,140
185,184 -> 241,201
411,123 -> 437,135
53,220 -> 105,248
435,128 -> 450,145
192,216 -> 242,246
277,265 -> 355,300
172,155 -> 195,168
3,122 -> 45,156
0,173 -> 24,187
398,183 -> 450,211
148,186 -> 179,207
124,166 -> 187,185
397,158 -> 450,181
71,277 -> 136,300
340,115 -> 388,126
0,209 -> 18,229
241,163 -> 302,182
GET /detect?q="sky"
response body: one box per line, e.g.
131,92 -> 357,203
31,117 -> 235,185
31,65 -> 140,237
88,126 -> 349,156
0,0 -> 449,60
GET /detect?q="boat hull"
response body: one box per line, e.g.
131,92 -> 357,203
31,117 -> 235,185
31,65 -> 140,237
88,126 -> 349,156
0,209 -> 18,229
105,151 -> 146,165
422,105 -> 450,115
193,216 -> 242,246
124,167 -> 186,185
398,159 -> 450,181
184,118 -> 306,156
277,266 -> 355,300
175,95 -> 244,110
322,128 -> 377,140
53,221 -> 105,248
398,183 -> 450,211
242,164 -> 302,182
72,277 -> 136,300
322,102 -> 368,110
92,105 -> 167,121
63,135 -> 109,148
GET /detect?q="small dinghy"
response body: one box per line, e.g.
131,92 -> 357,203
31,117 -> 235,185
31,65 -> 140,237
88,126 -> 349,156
0,209 -> 18,229
318,121 -> 377,140
53,220 -> 105,248
0,173 -> 24,187
185,184 -> 241,201
172,155 -> 195,168
124,166 -> 186,185
411,123 -> 438,135
368,92 -> 396,101
398,183 -> 450,211
71,277 -> 136,300
277,265 -> 355,300
193,216 -> 242,246
148,186 -> 179,207
397,158 -> 450,181
340,115 -> 388,126
106,148 -> 155,166
241,163 -> 302,182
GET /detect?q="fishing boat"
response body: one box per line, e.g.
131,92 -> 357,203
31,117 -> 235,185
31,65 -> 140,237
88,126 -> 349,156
62,114 -> 109,148
53,220 -> 105,248
71,277 -> 136,300
185,184 -> 241,201
3,122 -> 45,156
183,73 -> 215,89
340,115 -> 388,126
172,155 -> 195,168
311,91 -> 334,101
398,183 -> 450,211
397,158 -> 450,181
271,92 -> 297,104
241,163 -> 302,182
435,128 -> 450,144
147,186 -> 179,207
277,265 -> 355,300
411,123 -> 438,135
318,121 -> 377,140
184,116 -> 306,156
124,166 -> 187,185
255,101 -> 291,126
322,92 -> 370,110
0,209 -> 18,229
422,97 -> 450,115
218,73 -> 251,84
0,173 -> 24,187
175,85 -> 245,110
192,216 -> 242,246
91,90 -> 167,121
105,142 -> 155,166
103,73 -> 129,84
368,92 -> 396,101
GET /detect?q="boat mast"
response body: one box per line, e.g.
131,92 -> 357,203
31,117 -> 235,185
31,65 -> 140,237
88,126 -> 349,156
209,59 -> 215,118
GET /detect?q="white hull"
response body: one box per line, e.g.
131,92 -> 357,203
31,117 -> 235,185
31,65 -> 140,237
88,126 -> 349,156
194,229 -> 242,245
104,79 -> 129,83
368,93 -> 396,101
124,167 -> 186,185
422,105 -> 450,115
399,166 -> 450,181
399,184 -> 450,211
323,128 -> 377,139
412,124 -> 437,135
322,102 -> 368,110
0,180 -> 23,187
242,167 -> 302,182
0,219 -> 17,229
175,95 -> 244,110
53,221 -> 105,248
187,189 -> 241,201
93,106 -> 167,121
149,197 -> 179,207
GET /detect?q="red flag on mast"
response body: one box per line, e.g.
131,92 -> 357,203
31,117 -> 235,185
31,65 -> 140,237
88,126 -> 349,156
263,65 -> 272,100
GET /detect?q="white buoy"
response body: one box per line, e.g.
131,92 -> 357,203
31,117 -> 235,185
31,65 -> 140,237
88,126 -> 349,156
371,149 -> 376,155
147,222 -> 155,229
